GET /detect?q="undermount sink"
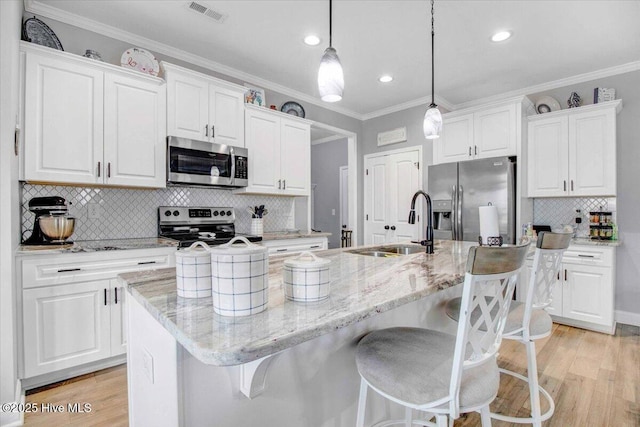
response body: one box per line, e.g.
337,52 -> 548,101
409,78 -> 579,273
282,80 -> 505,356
348,244 -> 425,257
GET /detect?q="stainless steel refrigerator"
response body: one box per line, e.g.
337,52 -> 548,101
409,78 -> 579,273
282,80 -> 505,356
428,156 -> 516,244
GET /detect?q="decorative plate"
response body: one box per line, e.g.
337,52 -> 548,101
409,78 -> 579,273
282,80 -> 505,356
281,101 -> 305,118
535,96 -> 561,114
22,17 -> 63,51
120,47 -> 160,76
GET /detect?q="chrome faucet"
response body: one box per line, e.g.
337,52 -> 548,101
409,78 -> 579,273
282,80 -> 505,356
409,190 -> 434,254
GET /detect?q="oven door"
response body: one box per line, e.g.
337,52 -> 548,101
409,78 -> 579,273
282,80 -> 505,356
167,137 -> 248,187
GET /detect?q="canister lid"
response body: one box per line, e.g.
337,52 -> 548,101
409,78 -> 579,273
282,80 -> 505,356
175,241 -> 210,258
208,236 -> 267,255
284,251 -> 331,268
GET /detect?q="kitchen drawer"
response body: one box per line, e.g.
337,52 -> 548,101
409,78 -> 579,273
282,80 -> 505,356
260,237 -> 328,256
20,248 -> 176,289
562,245 -> 613,268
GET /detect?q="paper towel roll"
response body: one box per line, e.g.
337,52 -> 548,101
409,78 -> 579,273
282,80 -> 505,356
479,205 -> 500,245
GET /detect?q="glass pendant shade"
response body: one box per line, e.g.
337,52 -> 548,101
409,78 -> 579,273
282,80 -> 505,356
423,105 -> 442,139
318,47 -> 344,102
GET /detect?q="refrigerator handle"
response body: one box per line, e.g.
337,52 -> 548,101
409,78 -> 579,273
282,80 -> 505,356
507,160 -> 516,244
457,185 -> 463,241
451,185 -> 457,240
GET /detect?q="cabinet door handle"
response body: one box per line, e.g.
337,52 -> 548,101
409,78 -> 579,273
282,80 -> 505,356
205,124 -> 209,137
57,267 -> 81,273
283,180 -> 286,190
571,180 -> 574,191
97,161 -> 101,177
107,162 -> 111,178
468,147 -> 472,156
278,179 -> 281,189
564,180 -> 567,191
474,145 -> 478,155
384,225 -> 390,230
578,254 -> 595,258
390,226 -> 396,231
104,288 -> 108,306
211,125 -> 215,138
564,269 -> 567,281
114,287 -> 118,304
557,272 -> 560,281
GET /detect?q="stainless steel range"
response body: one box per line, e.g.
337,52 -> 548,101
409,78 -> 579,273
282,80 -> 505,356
158,206 -> 262,247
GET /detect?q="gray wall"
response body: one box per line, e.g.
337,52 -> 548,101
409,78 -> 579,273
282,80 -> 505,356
528,70 -> 640,318
311,139 -> 348,248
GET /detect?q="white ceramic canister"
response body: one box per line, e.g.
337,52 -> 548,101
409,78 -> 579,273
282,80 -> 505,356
283,251 -> 332,302
209,236 -> 269,316
175,241 -> 212,298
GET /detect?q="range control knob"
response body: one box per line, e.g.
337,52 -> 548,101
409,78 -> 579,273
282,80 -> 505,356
173,210 -> 180,216
220,211 -> 226,216
164,210 -> 172,217
226,210 -> 232,216
213,211 -> 219,216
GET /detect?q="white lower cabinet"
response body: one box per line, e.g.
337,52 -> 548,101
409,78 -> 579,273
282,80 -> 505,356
519,244 -> 615,334
260,237 -> 328,256
18,248 -> 175,379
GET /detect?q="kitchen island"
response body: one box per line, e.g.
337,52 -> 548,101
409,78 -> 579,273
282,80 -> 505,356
120,240 -> 474,427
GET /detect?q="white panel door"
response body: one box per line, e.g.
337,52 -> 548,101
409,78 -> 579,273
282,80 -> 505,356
562,264 -> 612,326
23,281 -> 111,377
209,84 -> 245,147
388,150 -> 421,242
434,114 -> 473,164
280,118 -> 310,196
365,156 -> 390,245
245,109 -> 280,192
166,71 -> 208,140
110,280 -> 127,356
569,108 -> 616,196
527,116 -> 569,197
104,73 -> 166,188
474,103 -> 517,158
24,52 -> 103,184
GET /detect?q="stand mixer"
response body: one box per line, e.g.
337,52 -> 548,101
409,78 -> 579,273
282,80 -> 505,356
23,196 -> 74,245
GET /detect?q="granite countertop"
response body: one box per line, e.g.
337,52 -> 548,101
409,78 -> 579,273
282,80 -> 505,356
16,237 -> 179,255
119,239 -> 473,366
570,237 -> 621,247
261,231 -> 332,241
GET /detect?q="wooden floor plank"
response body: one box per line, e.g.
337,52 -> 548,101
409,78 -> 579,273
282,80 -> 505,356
23,323 -> 639,426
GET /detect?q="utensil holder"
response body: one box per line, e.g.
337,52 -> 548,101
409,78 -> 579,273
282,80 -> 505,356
251,218 -> 263,236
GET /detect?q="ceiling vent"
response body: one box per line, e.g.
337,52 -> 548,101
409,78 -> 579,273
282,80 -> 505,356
187,2 -> 227,23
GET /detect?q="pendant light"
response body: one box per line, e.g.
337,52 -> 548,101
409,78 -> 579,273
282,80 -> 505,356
318,0 -> 344,102
423,0 -> 442,139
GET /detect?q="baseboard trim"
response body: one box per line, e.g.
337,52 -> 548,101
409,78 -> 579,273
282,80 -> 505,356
0,380 -> 24,427
615,310 -> 640,327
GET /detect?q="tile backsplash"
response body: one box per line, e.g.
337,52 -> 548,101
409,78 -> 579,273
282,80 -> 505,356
533,197 -> 615,237
21,184 -> 295,242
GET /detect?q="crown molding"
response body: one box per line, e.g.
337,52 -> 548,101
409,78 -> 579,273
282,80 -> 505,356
361,94 -> 455,121
23,0 -> 365,120
452,61 -> 640,111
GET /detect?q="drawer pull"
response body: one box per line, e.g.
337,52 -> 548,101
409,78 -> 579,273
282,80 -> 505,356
137,261 -> 156,265
577,254 -> 595,258
310,245 -> 321,249
57,268 -> 81,273
276,248 -> 288,252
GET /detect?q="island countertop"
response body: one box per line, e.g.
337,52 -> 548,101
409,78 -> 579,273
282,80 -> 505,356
119,240 -> 474,366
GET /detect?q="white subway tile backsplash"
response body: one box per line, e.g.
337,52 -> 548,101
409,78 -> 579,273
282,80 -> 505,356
21,184 -> 295,242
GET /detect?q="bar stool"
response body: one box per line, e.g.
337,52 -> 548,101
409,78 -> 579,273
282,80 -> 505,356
445,232 -> 572,426
355,242 -> 529,427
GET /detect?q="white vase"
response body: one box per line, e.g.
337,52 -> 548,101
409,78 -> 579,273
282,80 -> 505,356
251,218 -> 263,236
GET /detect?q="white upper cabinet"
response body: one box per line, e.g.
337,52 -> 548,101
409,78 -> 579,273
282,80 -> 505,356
528,100 -> 620,197
433,98 -> 525,165
21,43 -> 166,188
164,62 -> 245,146
236,105 -> 310,196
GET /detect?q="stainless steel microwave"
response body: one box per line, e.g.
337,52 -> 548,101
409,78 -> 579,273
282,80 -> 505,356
167,137 -> 248,188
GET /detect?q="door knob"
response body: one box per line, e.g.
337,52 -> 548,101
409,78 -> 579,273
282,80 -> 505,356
390,226 -> 396,231
384,225 -> 390,230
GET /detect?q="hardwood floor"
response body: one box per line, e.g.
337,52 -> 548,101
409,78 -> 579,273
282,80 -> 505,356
23,323 -> 639,426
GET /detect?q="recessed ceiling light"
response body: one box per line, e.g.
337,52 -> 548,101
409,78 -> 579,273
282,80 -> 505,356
379,75 -> 393,83
491,31 -> 512,42
304,35 -> 321,46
